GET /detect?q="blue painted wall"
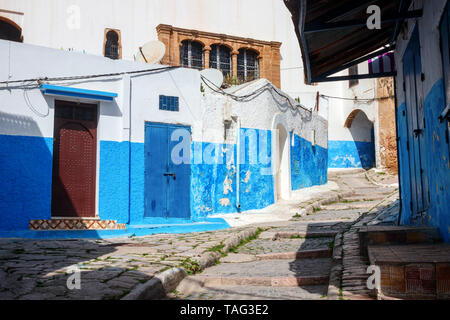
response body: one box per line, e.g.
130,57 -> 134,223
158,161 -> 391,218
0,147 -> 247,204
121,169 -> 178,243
0,135 -> 53,231
1,127 -> 329,233
399,79 -> 450,242
191,128 -> 274,219
290,134 -> 328,189
328,140 -> 375,169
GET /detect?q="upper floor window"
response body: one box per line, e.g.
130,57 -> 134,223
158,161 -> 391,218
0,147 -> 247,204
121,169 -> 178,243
180,40 -> 204,70
0,17 -> 23,42
237,49 -> 259,82
210,44 -> 231,77
349,65 -> 359,87
104,29 -> 121,60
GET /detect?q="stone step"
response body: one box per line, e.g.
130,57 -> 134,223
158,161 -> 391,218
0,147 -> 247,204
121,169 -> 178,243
256,248 -> 331,260
359,225 -> 442,256
273,231 -> 338,240
368,243 -> 450,299
184,275 -> 329,287
198,258 -> 332,279
320,202 -> 377,211
174,282 -> 328,300
343,194 -> 388,202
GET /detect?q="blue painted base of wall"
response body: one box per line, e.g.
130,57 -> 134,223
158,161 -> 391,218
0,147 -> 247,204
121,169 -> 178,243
398,79 -> 450,243
0,218 -> 230,239
291,134 -> 328,190
328,140 -> 375,169
0,135 -> 53,231
0,127 -> 329,237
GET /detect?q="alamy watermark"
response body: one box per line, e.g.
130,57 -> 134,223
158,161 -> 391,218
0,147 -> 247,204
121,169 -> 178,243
366,265 -> 381,290
169,128 -> 275,176
66,265 -> 81,290
367,5 -> 381,30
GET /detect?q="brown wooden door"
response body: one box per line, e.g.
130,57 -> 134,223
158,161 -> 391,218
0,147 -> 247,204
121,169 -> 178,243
51,100 -> 98,218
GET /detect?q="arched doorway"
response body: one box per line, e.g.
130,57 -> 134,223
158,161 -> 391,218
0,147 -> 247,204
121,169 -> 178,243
344,109 -> 376,169
0,17 -> 23,42
276,123 -> 290,200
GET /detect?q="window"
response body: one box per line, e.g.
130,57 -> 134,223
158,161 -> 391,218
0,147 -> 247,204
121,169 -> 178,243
104,29 -> 121,60
159,95 -> 179,112
180,40 -> 204,70
0,17 -> 22,42
237,49 -> 259,82
349,65 -> 359,87
210,44 -> 231,77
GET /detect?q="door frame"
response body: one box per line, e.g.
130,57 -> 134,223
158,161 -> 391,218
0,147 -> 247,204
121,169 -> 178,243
51,99 -> 99,218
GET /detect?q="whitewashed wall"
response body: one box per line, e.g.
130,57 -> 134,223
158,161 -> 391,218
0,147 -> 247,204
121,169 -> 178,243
0,0 -> 347,112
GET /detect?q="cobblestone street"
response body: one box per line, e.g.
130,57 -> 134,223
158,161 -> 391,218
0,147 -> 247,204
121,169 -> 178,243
0,170 -> 398,300
169,170 -> 399,300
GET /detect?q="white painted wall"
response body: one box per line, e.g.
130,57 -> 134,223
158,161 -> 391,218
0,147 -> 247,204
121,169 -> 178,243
0,0 -> 347,112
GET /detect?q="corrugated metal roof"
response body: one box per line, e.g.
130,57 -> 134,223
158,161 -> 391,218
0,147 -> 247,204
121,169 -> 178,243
284,0 -> 417,84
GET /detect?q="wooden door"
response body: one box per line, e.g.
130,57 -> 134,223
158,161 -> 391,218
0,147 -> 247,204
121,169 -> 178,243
402,27 -> 430,219
51,100 -> 98,218
144,122 -> 191,219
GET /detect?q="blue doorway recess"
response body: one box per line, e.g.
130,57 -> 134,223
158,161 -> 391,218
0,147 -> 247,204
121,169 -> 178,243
144,122 -> 191,219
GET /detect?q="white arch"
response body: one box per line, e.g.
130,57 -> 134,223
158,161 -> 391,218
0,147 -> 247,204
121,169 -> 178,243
271,114 -> 291,201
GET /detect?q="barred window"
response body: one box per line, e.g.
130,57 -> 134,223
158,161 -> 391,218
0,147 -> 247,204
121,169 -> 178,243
237,49 -> 259,82
180,40 -> 204,70
104,30 -> 120,60
210,44 -> 232,77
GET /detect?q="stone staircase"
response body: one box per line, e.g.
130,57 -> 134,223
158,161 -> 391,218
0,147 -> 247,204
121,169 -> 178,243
359,226 -> 450,300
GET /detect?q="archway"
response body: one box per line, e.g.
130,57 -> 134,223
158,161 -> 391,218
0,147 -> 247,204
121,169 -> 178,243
344,109 -> 376,169
275,123 -> 290,200
0,17 -> 23,42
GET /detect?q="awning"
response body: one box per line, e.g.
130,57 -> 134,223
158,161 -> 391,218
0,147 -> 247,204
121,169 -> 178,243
40,84 -> 118,102
284,0 -> 422,84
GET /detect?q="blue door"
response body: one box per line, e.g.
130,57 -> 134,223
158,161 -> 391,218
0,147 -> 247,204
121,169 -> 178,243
402,27 -> 430,220
144,122 -> 191,219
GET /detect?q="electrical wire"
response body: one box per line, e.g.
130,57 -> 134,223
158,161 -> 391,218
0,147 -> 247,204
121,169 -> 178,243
0,66 -> 180,87
320,94 -> 395,102
200,75 -> 312,114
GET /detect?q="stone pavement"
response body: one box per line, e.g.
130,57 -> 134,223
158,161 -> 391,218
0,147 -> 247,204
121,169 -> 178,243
0,228 -> 252,300
169,170 -> 399,300
0,169 -> 399,300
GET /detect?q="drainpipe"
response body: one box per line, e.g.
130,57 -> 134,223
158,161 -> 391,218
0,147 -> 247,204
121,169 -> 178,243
236,117 -> 241,211
122,74 -> 132,225
393,76 -> 403,226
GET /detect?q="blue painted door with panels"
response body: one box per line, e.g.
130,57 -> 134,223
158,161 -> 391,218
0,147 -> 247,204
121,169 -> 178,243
144,122 -> 191,219
402,26 -> 430,220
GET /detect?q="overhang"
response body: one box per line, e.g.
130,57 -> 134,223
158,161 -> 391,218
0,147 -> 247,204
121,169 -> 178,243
40,84 -> 118,102
284,0 -> 421,84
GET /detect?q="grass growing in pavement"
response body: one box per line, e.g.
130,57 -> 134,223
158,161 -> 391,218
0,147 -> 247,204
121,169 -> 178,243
205,243 -> 226,257
179,258 -> 202,275
228,228 -> 264,253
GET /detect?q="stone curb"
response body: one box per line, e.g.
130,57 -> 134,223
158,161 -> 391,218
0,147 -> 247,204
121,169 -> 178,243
297,190 -> 355,217
327,232 -> 343,300
122,227 -> 259,300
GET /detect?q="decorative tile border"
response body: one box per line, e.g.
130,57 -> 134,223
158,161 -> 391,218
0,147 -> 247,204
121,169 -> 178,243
30,219 -> 126,231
